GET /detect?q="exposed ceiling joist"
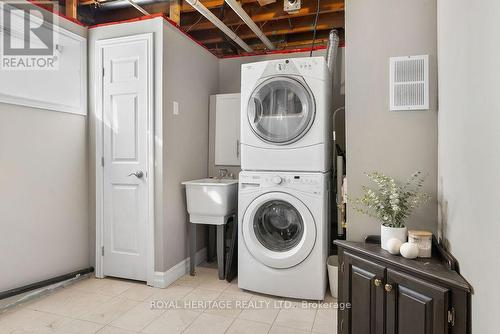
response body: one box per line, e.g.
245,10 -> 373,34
126,0 -> 150,15
78,0 -> 259,12
66,0 -> 78,19
191,12 -> 343,44
184,0 -> 253,52
181,0 -> 343,32
225,0 -> 275,50
76,0 -> 345,56
169,0 -> 181,24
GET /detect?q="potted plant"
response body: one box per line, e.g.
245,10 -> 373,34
349,171 -> 430,250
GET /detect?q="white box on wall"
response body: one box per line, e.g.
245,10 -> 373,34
389,55 -> 429,111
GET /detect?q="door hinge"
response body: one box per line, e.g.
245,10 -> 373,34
101,246 -> 105,256
447,307 -> 455,327
101,157 -> 104,167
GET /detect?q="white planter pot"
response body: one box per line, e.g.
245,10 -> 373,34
381,225 -> 407,251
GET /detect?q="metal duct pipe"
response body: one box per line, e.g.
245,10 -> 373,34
224,0 -> 275,50
126,0 -> 150,15
185,0 -> 253,52
93,0 -> 165,11
325,30 -> 340,73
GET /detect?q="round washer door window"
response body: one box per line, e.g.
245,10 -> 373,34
247,76 -> 315,145
242,192 -> 316,269
253,200 -> 304,252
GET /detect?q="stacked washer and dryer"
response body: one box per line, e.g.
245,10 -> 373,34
238,57 -> 333,300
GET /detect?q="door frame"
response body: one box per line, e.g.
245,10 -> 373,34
94,33 -> 155,285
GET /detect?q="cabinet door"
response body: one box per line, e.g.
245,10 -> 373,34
342,251 -> 385,334
214,93 -> 241,166
386,269 -> 450,334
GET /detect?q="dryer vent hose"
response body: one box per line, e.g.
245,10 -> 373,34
325,30 -> 340,73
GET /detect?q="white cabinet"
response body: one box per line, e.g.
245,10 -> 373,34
213,93 -> 241,166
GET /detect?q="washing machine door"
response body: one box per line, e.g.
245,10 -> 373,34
247,76 -> 315,145
242,192 -> 316,269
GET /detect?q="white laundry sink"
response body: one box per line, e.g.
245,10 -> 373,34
182,178 -> 238,225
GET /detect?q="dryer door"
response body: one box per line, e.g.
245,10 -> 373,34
247,76 -> 315,145
242,192 -> 316,269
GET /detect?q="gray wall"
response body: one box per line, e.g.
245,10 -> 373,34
345,0 -> 438,240
0,13 -> 89,291
161,21 -> 219,270
213,49 -> 345,177
437,0 -> 500,332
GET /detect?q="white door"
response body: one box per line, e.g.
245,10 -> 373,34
101,35 -> 151,281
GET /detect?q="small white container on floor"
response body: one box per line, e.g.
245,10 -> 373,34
327,255 -> 339,298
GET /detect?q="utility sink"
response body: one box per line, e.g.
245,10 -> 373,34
182,178 -> 238,225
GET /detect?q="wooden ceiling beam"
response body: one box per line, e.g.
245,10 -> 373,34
78,0 -> 258,12
191,12 -> 343,45
66,0 -> 78,19
182,0 -> 344,30
169,0 -> 181,24
208,38 -> 332,56
84,0 -> 343,26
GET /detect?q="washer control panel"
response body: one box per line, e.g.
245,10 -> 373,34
239,172 -> 326,194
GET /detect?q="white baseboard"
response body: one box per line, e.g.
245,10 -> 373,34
151,247 -> 207,289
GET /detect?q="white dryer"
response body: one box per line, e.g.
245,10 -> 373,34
238,171 -> 329,300
240,57 -> 332,172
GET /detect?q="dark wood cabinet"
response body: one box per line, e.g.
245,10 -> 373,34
335,241 -> 471,334
342,251 -> 385,334
386,269 -> 449,334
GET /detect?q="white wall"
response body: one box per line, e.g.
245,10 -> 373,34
0,11 -> 89,291
161,21 -> 219,270
345,0 -> 438,241
437,1 -> 500,332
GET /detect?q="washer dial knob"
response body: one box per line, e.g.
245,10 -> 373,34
272,176 -> 283,185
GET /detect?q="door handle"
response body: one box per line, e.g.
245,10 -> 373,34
128,171 -> 144,178
374,279 -> 382,287
236,139 -> 240,158
385,284 -> 393,292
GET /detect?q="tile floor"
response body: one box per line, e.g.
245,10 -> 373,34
0,267 -> 337,334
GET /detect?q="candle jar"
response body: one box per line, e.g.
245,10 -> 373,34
408,230 -> 433,258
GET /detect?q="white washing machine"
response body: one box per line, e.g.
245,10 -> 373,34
238,171 -> 329,300
240,57 -> 332,172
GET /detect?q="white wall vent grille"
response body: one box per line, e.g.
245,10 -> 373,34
389,55 -> 429,111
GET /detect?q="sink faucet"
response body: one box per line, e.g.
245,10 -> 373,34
217,168 -> 229,179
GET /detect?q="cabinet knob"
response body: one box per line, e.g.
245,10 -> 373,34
384,284 -> 393,292
374,279 -> 382,287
